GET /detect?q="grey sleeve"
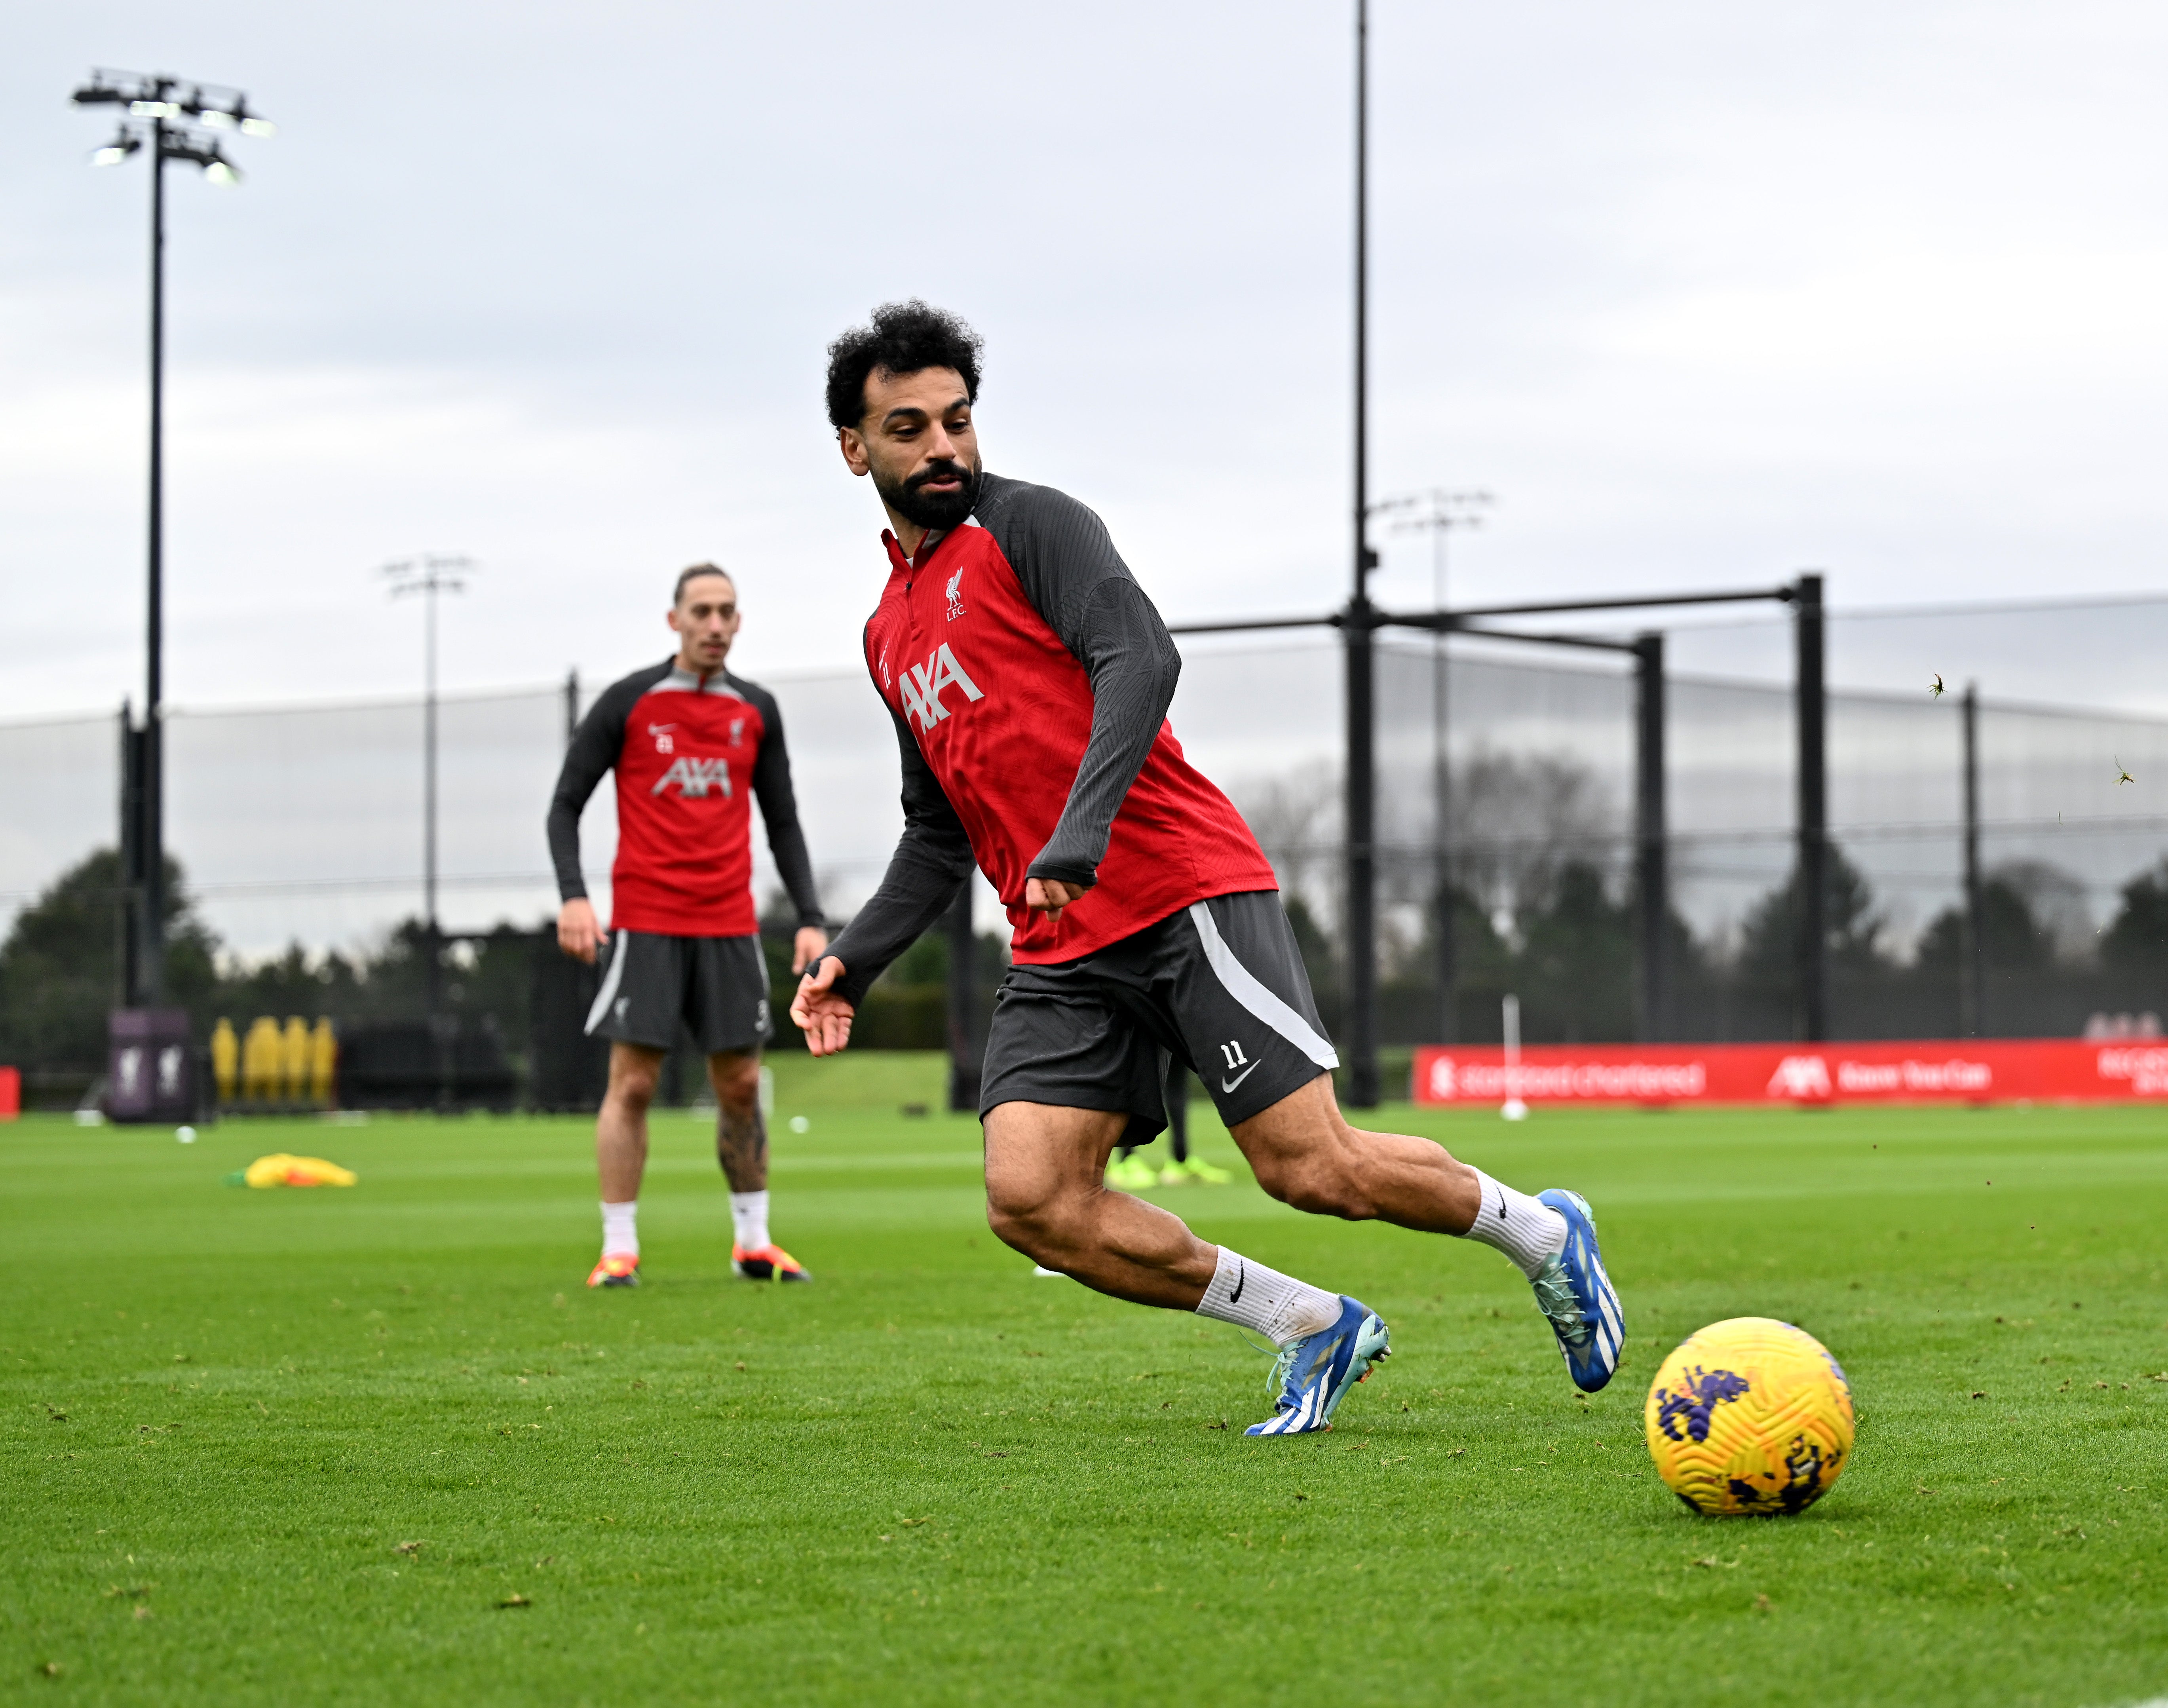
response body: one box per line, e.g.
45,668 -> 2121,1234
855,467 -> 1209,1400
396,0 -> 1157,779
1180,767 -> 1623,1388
820,706 -> 976,1009
997,485 -> 1181,889
546,677 -> 641,902
745,686 -> 825,928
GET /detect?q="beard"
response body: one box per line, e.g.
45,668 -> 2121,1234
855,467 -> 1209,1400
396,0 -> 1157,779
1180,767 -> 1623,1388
876,457 -> 980,532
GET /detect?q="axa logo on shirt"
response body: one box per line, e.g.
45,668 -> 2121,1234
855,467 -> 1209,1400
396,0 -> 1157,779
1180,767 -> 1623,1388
899,641 -> 984,733
651,756 -> 732,798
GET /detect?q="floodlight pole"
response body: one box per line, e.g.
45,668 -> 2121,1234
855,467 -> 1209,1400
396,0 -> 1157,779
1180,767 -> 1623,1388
1429,521 -> 1453,1046
386,555 -> 475,1017
141,113 -> 167,1008
1344,0 -> 1381,1107
1378,490 -> 1493,1045
72,70 -> 266,1006
426,579 -> 439,958
1430,559 -> 1452,1047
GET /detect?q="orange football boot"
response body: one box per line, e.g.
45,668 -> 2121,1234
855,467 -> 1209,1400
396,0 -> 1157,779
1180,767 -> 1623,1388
732,1243 -> 811,1282
586,1252 -> 640,1288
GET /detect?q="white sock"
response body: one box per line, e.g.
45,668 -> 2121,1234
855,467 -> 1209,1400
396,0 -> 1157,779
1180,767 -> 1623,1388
1458,1171 -> 1567,1277
600,1199 -> 638,1259
729,1190 -> 770,1252
1194,1247 -> 1342,1347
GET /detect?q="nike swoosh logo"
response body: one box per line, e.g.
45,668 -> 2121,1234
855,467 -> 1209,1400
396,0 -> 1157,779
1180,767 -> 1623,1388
1221,1062 -> 1261,1093
1228,1260 -> 1245,1304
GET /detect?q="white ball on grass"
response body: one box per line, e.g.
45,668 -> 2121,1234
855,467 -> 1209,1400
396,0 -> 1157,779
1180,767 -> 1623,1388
175,1126 -> 197,1144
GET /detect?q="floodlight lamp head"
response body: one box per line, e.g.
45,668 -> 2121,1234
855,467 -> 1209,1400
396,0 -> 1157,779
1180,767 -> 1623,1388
129,98 -> 183,120
224,93 -> 274,137
90,131 -> 141,167
200,99 -> 275,137
204,157 -> 241,187
71,80 -> 126,108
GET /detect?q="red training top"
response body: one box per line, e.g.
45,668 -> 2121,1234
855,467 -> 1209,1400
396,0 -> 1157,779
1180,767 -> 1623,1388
860,491 -> 1276,963
546,662 -> 824,938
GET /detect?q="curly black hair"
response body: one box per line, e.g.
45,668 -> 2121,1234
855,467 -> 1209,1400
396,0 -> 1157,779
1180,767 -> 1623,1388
824,300 -> 984,430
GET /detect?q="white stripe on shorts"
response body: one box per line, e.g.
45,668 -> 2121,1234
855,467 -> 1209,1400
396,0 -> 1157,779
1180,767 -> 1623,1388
583,931 -> 631,1036
1186,901 -> 1340,1070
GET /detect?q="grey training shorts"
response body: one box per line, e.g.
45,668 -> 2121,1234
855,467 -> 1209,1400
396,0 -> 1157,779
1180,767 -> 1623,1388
583,930 -> 771,1056
978,890 -> 1338,1145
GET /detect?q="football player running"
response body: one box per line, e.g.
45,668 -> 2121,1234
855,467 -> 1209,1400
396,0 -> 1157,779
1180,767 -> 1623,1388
550,565 -> 827,1288
791,302 -> 1623,1436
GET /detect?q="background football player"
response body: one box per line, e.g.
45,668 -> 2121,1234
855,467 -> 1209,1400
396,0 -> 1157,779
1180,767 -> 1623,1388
550,564 -> 827,1288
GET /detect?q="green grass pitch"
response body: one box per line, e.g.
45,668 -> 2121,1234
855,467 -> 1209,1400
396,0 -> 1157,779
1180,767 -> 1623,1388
5,1056 -> 2166,1706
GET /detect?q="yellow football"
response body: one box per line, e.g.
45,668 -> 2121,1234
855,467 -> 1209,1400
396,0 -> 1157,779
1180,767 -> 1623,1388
1644,1317 -> 1854,1516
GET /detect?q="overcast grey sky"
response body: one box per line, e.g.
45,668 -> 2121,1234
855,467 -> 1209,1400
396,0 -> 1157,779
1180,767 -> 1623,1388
8,0 -> 2168,720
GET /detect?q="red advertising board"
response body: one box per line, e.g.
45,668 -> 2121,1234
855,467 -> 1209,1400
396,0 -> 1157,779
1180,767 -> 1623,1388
1412,1038 -> 2168,1107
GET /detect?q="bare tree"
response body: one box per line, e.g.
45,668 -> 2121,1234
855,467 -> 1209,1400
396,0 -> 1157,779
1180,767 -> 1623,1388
1227,760 -> 1341,925
1446,748 -> 1621,937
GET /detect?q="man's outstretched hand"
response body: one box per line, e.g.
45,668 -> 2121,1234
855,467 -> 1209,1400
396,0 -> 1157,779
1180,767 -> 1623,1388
791,954 -> 855,1056
1024,876 -> 1086,923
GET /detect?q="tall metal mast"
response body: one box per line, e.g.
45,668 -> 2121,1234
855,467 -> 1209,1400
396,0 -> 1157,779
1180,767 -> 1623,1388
1344,0 -> 1381,1106
73,70 -> 270,1003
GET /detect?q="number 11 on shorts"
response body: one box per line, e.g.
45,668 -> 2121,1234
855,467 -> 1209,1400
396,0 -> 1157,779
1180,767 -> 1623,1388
1219,1039 -> 1258,1093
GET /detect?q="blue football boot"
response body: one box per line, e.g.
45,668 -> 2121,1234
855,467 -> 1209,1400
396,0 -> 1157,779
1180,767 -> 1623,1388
1531,1189 -> 1623,1392
1243,1296 -> 1391,1436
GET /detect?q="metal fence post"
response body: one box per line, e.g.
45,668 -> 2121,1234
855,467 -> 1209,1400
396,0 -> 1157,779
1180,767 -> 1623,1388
1795,573 -> 1828,1041
1961,682 -> 1985,1036
1633,633 -> 1668,1042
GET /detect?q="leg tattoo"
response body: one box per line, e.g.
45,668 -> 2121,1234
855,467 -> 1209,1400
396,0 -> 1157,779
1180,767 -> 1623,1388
716,1099 -> 768,1194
